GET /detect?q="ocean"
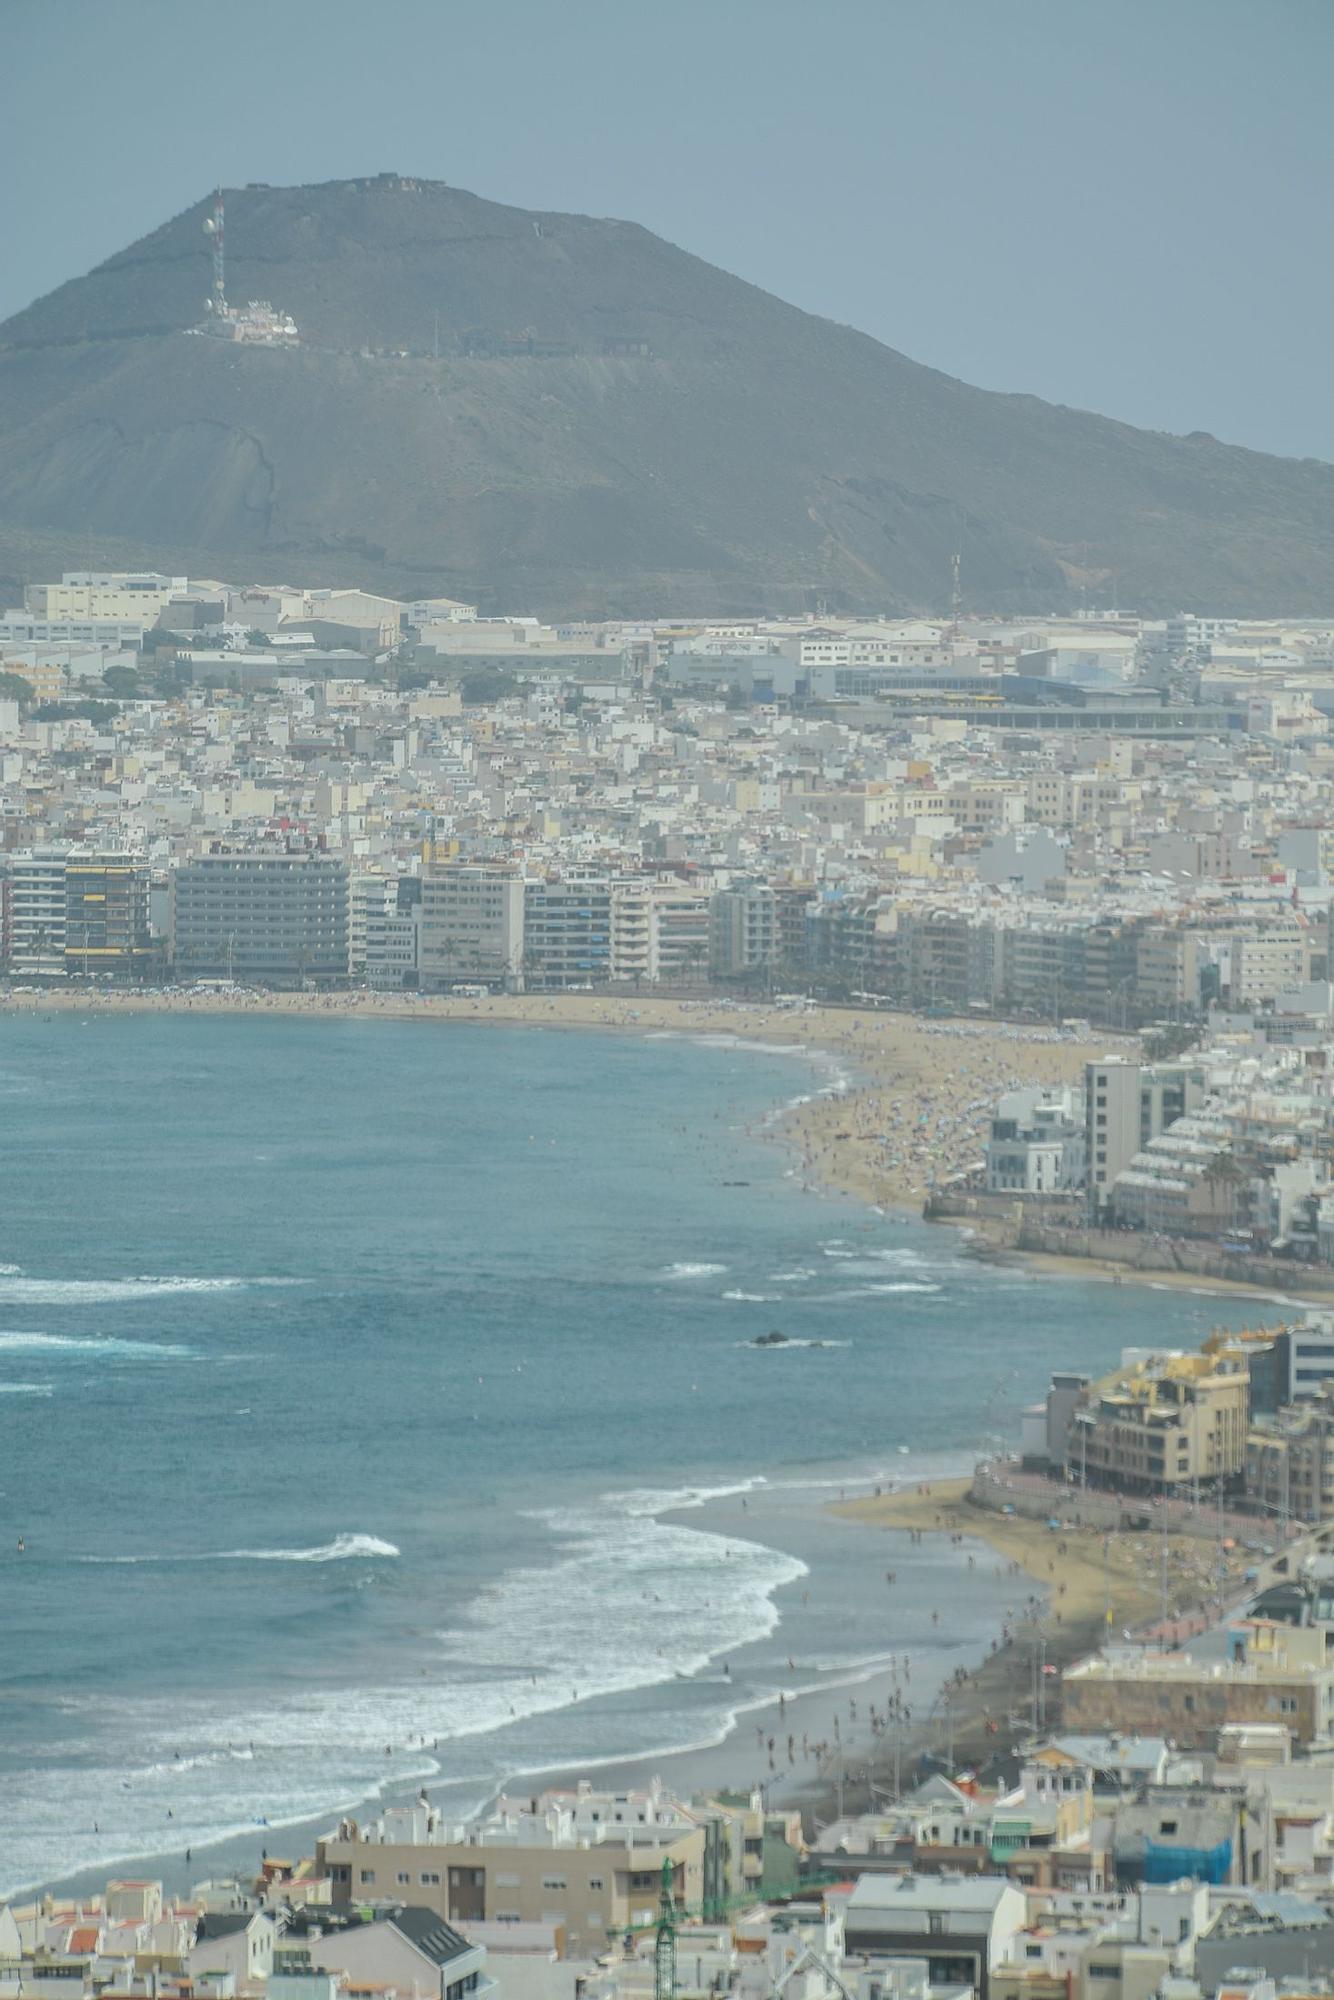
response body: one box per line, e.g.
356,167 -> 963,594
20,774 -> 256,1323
0,1012 -> 1263,1896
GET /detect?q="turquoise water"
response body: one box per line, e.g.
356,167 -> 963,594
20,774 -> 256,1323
0,1015 -> 1259,1894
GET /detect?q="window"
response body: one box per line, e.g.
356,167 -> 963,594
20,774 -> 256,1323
396,1872 -> 410,1885
541,1876 -> 567,1891
359,1870 -> 376,1885
588,1877 -> 604,1890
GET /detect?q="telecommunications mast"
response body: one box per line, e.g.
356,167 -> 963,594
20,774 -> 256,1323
202,188 -> 226,316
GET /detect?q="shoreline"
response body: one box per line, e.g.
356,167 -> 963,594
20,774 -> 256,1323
27,1454 -> 992,1905
989,1245 -> 1311,1307
25,1460 -> 1249,1908
822,1474 -> 1253,1797
1,987 -> 1125,1218
11,986 -> 1311,1306
4,996 -> 1279,1899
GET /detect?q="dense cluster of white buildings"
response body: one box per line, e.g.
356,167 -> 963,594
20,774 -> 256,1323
13,568 -> 1334,1267
5,572 -> 1334,1018
15,1752 -> 1334,2000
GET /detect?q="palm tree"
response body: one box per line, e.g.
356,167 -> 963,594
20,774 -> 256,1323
682,938 -> 709,990
434,933 -> 460,990
1201,1149 -> 1247,1227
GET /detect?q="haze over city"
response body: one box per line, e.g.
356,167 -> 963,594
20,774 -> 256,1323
8,10 -> 1334,2000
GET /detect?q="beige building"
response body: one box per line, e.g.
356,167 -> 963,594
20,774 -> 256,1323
1062,1626 -> 1334,1749
1229,922 -> 1312,1007
993,1937 -> 1172,2000
1247,1393 -> 1334,1523
1135,927 -> 1206,1013
418,862 -> 525,990
316,1789 -> 707,1958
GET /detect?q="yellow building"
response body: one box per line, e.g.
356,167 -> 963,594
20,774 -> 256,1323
2,656 -> 67,702
1074,1347 -> 1250,1495
24,578 -> 181,623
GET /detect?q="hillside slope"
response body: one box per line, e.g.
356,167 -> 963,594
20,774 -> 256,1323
0,175 -> 1330,615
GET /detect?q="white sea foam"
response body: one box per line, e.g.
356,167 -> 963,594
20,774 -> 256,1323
211,1535 -> 400,1563
828,1282 -> 943,1299
689,1034 -> 806,1057
721,1289 -> 779,1302
661,1261 -> 728,1279
0,1262 -> 22,1275
0,1382 -> 52,1396
0,1274 -> 297,1305
78,1534 -> 400,1566
735,1338 -> 849,1351
0,1332 -> 195,1359
769,1268 -> 816,1283
4,1480 -> 803,1899
438,1483 -> 805,1712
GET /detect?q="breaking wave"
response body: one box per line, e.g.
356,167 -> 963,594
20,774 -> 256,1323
0,1274 -> 298,1305
212,1535 -> 401,1563
0,1332 -> 195,1359
77,1534 -> 400,1566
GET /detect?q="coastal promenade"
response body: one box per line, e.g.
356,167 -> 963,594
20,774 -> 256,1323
969,1455 -> 1302,1546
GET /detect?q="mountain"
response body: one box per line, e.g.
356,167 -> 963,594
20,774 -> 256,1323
0,174 -> 1331,617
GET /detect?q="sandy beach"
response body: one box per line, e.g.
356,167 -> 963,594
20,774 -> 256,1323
1,986 -> 1121,1214
835,1477 -> 1249,1643
822,1475 -> 1258,1790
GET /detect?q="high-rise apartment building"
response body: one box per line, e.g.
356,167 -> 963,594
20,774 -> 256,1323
710,884 -> 777,979
523,876 -> 612,989
170,850 -> 349,988
418,864 -> 524,992
7,848 -> 70,978
65,854 -> 154,980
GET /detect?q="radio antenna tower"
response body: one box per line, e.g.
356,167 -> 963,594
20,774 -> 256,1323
202,187 -> 226,315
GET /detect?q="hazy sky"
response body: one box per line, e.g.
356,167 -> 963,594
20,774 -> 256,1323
6,0 -> 1333,460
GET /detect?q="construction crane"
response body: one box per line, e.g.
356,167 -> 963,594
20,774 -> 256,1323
768,1939 -> 857,2000
654,1858 -> 677,2000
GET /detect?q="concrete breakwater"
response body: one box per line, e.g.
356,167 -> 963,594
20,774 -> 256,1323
924,1190 -> 1334,1296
